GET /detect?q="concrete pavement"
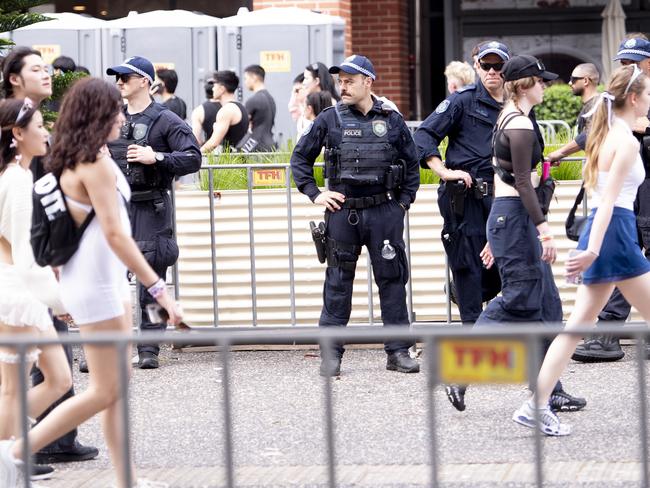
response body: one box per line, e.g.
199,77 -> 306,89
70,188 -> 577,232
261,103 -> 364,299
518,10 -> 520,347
38,342 -> 649,487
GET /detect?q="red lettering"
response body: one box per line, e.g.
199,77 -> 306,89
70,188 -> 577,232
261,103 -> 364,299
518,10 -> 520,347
490,349 -> 511,368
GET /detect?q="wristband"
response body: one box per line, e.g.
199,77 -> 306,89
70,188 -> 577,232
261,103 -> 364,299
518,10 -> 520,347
147,278 -> 166,299
538,234 -> 553,242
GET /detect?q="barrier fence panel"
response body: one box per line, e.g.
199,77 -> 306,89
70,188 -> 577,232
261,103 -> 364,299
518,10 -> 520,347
175,155 -> 592,328
3,324 -> 649,487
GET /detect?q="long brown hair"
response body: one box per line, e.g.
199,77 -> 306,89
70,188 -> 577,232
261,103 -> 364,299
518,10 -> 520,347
583,65 -> 647,191
0,98 -> 38,174
47,77 -> 122,175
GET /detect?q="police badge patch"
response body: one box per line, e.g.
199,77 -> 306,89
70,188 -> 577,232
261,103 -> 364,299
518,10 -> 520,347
435,100 -> 450,114
372,120 -> 387,137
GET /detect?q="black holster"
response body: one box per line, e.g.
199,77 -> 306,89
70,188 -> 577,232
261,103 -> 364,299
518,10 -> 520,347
325,237 -> 361,271
310,221 -> 327,264
447,180 -> 467,219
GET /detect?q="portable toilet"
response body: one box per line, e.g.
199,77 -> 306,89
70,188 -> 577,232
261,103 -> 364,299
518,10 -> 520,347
6,13 -> 106,76
219,7 -> 346,147
102,10 -> 222,117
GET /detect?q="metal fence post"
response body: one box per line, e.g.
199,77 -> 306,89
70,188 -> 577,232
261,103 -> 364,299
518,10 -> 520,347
220,339 -> 235,487
635,333 -> 649,487
425,337 -> 440,487
320,338 -> 337,488
527,335 -> 544,488
444,255 -> 452,324
246,167 -> 258,326
404,209 -> 415,323
17,346 -> 31,488
170,184 -> 180,301
285,166 -> 297,326
118,341 -> 134,488
208,169 -> 220,327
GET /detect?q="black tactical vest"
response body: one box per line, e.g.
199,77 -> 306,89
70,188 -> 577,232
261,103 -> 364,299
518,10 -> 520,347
108,103 -> 166,191
325,102 -> 398,186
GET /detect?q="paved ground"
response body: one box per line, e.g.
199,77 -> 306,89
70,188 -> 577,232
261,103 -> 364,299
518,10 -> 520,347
37,341 -> 649,487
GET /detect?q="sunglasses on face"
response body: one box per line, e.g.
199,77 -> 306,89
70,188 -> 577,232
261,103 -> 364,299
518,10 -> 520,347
115,73 -> 142,83
570,76 -> 585,84
479,62 -> 504,72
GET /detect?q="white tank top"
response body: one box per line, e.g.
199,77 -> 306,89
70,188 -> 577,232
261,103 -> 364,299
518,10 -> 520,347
590,118 -> 645,211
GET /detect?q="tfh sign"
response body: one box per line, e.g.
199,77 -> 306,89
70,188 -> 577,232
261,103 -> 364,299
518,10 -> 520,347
253,168 -> 286,187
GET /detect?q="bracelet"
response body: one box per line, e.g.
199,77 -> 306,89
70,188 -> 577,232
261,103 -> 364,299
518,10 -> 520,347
147,278 -> 166,299
538,234 -> 553,242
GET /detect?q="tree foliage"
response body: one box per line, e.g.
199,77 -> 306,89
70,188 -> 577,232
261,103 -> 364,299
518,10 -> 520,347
0,1 -> 52,51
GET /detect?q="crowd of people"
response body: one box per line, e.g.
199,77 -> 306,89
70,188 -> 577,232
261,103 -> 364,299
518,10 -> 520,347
0,30 -> 650,486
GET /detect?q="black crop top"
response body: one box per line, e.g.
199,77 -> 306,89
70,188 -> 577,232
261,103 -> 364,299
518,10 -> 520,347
492,112 -> 545,225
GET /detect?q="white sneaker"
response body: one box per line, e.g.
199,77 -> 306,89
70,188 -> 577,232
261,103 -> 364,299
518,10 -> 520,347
0,440 -> 19,488
512,400 -> 572,436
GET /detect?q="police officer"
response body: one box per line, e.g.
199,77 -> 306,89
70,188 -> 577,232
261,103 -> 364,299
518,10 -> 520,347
572,37 -> 650,363
414,41 -> 510,324
106,56 -> 201,369
291,55 -> 420,376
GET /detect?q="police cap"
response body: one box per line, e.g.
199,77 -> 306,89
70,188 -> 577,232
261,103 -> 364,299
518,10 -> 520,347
329,55 -> 376,80
614,38 -> 650,62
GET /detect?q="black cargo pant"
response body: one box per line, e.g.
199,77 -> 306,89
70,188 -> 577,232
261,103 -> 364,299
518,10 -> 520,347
476,197 -> 563,393
438,182 -> 501,323
31,316 -> 78,452
131,192 -> 179,356
319,200 -> 414,357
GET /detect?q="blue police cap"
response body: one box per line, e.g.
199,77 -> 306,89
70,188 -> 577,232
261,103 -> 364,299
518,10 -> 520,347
614,38 -> 650,62
329,55 -> 376,80
107,56 -> 155,84
477,41 -> 510,61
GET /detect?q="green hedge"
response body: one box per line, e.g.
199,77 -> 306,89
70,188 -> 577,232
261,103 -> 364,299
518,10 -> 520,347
536,83 -> 583,127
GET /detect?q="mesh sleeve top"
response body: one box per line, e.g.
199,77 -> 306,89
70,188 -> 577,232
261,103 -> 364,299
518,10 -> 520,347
493,115 -> 545,225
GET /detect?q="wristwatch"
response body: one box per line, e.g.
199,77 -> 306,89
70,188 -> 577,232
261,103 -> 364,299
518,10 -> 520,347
154,152 -> 165,163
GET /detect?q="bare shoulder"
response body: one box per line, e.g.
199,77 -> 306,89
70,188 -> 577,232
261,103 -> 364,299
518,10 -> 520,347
504,114 -> 534,130
77,154 -> 115,184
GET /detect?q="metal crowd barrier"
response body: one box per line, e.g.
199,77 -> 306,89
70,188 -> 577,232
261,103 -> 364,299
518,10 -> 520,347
183,155 -> 587,327
2,323 -> 648,487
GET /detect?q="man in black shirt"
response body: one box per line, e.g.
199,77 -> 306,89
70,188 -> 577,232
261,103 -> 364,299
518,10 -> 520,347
156,68 -> 187,120
243,64 -> 277,151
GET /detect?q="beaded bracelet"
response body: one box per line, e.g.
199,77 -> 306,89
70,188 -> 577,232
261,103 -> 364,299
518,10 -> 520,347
538,234 -> 553,242
147,278 -> 166,299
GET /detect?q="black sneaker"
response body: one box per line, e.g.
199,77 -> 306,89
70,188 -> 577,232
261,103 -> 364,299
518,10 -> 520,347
386,351 -> 420,373
31,464 -> 54,481
572,335 -> 624,363
445,384 -> 467,411
138,352 -> 159,370
35,441 -> 99,464
78,359 -> 88,373
549,389 -> 587,412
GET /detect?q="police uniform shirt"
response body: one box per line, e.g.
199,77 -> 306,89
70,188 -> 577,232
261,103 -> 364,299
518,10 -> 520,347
414,80 -> 502,180
127,104 -> 202,189
291,97 -> 420,209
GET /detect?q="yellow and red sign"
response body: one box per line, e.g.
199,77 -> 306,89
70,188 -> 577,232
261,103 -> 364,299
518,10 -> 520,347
438,339 -> 527,384
253,168 -> 286,187
260,50 -> 291,73
33,44 -> 61,65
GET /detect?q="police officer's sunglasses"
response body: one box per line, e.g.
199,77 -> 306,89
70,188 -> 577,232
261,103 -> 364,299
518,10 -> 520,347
479,61 -> 505,72
115,73 -> 143,83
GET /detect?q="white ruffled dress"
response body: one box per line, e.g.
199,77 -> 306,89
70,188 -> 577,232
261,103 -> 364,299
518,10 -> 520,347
0,163 -> 63,332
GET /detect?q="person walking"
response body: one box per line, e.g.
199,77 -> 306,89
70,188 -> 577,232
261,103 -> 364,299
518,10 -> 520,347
513,64 -> 650,436
291,55 -> 420,376
243,64 -> 277,152
0,77 -> 182,488
1,45 -> 99,466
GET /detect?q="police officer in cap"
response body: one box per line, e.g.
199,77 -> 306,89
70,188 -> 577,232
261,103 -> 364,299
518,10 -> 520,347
106,56 -> 201,369
572,37 -> 650,363
414,41 -> 510,324
291,54 -> 420,376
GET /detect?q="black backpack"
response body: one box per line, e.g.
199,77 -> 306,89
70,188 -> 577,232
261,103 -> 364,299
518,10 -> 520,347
30,172 -> 95,267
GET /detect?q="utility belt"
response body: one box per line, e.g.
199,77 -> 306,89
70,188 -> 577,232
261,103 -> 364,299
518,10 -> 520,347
340,191 -> 396,209
444,178 -> 492,220
131,189 -> 168,203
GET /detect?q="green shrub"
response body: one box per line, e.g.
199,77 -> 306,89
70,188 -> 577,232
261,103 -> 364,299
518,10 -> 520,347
536,83 -> 582,127
41,71 -> 89,126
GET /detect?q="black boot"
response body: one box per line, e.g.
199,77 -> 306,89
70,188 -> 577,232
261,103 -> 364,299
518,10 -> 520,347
572,335 -> 624,362
138,351 -> 159,369
386,350 -> 420,373
445,384 -> 467,411
319,356 -> 341,377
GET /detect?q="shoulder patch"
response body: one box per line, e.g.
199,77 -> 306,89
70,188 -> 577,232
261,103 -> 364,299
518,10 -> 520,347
456,84 -> 476,94
435,100 -> 450,114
